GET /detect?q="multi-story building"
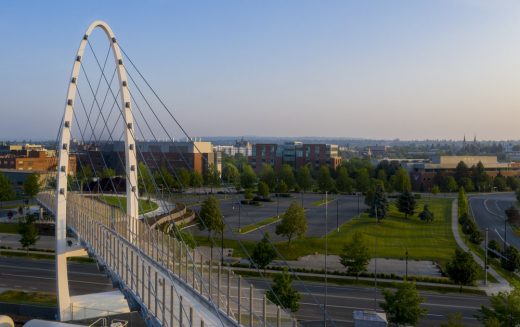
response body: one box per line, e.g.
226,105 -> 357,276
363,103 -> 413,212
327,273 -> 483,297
214,139 -> 253,157
249,141 -> 342,172
76,140 -> 221,177
407,155 -> 520,191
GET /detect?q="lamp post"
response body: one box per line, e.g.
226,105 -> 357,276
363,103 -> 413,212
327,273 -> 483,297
485,228 -> 488,286
324,191 -> 328,327
405,250 -> 408,280
336,197 -> 339,232
357,192 -> 360,216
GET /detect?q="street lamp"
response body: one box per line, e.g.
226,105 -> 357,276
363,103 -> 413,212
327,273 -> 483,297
405,250 -> 408,280
336,197 -> 339,232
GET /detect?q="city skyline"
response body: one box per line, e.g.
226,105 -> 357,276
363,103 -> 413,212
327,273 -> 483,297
3,1 -> 520,140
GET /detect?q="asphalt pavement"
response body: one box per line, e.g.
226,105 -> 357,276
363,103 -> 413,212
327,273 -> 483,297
469,193 -> 520,250
246,277 -> 489,327
0,256 -> 115,295
188,194 -> 367,243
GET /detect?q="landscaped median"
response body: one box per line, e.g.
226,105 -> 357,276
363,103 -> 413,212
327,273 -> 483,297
0,290 -> 55,306
238,216 -> 281,234
311,196 -> 335,207
98,195 -> 158,214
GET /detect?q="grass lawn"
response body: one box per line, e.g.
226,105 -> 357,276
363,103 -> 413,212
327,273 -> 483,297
98,195 -> 158,214
0,290 -> 56,306
0,223 -> 20,233
238,216 -> 281,234
274,198 -> 458,262
195,197 -> 458,263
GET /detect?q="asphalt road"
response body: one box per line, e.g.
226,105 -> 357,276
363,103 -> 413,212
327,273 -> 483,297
469,193 -> 520,250
0,256 -> 115,295
246,278 -> 489,327
188,194 -> 367,242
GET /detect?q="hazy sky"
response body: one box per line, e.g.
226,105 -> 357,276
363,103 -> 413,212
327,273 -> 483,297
2,0 -> 520,141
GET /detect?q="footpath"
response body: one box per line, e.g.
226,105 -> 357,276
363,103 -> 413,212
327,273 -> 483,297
451,199 -> 511,295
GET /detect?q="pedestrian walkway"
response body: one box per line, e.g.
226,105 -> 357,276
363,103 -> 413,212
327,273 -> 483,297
451,199 -> 511,295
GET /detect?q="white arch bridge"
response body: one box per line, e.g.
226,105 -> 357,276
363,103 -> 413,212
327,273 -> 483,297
36,21 -> 297,327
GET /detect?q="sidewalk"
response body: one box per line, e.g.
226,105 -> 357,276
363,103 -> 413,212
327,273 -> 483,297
451,199 -> 511,295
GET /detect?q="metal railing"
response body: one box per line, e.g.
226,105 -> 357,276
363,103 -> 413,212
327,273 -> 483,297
37,192 -> 296,327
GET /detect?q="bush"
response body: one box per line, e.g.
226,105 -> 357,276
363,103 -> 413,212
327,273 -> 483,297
414,193 -> 422,199
469,231 -> 483,245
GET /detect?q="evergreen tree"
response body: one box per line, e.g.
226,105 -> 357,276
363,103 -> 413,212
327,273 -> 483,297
419,204 -> 434,222
340,232 -> 371,278
397,191 -> 417,219
380,281 -> 427,326
458,187 -> 469,219
251,233 -> 277,270
266,268 -> 301,312
454,161 -> 470,187
370,185 -> 389,221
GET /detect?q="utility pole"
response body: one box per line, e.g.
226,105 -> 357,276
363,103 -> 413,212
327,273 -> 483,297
336,197 -> 339,232
374,205 -> 378,311
405,250 -> 408,280
485,228 -> 488,286
324,191 -> 328,327
504,217 -> 507,250
357,193 -> 360,216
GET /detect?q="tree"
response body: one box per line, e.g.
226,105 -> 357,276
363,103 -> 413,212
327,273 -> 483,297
296,165 -> 313,192
317,166 -> 334,193
488,240 -> 501,259
18,217 -> 40,253
339,232 -> 371,278
370,185 -> 389,221
355,168 -> 371,193
266,268 -> 300,312
380,281 -> 427,326
100,168 -> 116,180
336,166 -> 354,193
392,168 -> 411,193
505,206 -> 520,227
138,162 -> 155,197
240,164 -> 257,189
431,185 -> 440,194
507,176 -> 519,191
244,188 -> 254,200
275,202 -> 307,244
493,173 -> 507,192
76,166 -> 93,192
191,171 -> 203,188
446,249 -> 479,291
454,161 -> 470,187
276,180 -> 288,194
0,173 -> 16,201
458,187 -> 469,219
177,168 -> 192,190
441,313 -> 465,327
419,204 -> 434,222
198,196 -> 224,241
260,164 -> 276,189
445,176 -> 458,192
477,282 -> 520,327
397,191 -> 416,219
257,181 -> 270,198
251,233 -> 277,270
501,246 -> 520,273
23,174 -> 40,199
279,164 -> 296,190
473,161 -> 490,192
222,163 -> 240,186
204,164 -> 221,190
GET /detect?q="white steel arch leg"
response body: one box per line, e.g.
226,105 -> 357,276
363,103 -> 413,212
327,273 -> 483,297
55,20 -> 138,321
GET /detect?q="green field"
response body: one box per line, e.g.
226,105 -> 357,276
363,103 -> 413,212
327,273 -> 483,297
196,197 -> 459,262
98,195 -> 158,214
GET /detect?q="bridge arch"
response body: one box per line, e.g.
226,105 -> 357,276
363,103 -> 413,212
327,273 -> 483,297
55,20 -> 139,321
